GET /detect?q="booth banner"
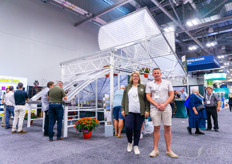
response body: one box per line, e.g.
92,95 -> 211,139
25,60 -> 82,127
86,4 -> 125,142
207,80 -> 213,85
0,75 -> 27,91
181,55 -> 187,72
204,73 -> 227,81
187,55 -> 220,71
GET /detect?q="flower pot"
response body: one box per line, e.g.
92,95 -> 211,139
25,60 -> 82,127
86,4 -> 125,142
30,120 -> 34,125
83,131 -> 92,139
144,74 -> 149,78
105,74 -> 110,77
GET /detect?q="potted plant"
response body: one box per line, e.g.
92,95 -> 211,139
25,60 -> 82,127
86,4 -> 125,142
104,65 -> 110,77
75,117 -> 100,139
140,67 -> 145,74
144,67 -> 150,78
24,113 -> 37,125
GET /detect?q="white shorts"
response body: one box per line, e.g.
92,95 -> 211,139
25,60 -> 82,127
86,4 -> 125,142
150,106 -> 172,126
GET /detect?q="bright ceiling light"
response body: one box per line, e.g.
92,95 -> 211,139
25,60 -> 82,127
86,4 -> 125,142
192,19 -> 199,25
206,42 -> 217,47
186,21 -> 193,27
168,27 -> 174,32
164,28 -> 170,32
211,42 -> 215,46
186,19 -> 200,27
188,45 -> 197,51
164,26 -> 175,32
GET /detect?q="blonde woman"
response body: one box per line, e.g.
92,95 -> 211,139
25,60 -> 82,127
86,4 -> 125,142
121,72 -> 149,155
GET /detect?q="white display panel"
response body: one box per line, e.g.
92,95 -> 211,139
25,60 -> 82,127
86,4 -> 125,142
98,8 -> 161,50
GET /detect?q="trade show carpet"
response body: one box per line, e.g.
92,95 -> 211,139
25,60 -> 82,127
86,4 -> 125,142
0,108 -> 232,164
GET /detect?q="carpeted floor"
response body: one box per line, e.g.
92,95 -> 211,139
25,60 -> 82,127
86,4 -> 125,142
0,108 -> 231,164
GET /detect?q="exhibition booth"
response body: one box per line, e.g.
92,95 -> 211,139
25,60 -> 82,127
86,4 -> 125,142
28,8 -> 187,138
8,9 -> 231,138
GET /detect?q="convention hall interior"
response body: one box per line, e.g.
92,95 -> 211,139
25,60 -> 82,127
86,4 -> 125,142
0,0 -> 232,164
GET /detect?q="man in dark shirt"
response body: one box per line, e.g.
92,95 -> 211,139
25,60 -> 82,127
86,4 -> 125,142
12,82 -> 29,134
48,81 -> 67,141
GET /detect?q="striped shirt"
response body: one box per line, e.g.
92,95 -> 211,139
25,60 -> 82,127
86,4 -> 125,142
146,79 -> 173,109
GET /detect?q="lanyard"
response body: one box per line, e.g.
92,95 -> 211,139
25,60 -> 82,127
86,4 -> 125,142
154,81 -> 162,92
206,93 -> 212,101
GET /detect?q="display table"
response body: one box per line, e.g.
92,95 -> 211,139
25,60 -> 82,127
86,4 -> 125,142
174,100 -> 188,118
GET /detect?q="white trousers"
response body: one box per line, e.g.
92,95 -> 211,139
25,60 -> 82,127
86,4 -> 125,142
12,105 -> 26,132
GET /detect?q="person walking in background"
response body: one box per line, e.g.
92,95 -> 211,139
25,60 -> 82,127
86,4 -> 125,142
146,68 -> 178,158
187,88 -> 207,135
42,81 -> 54,136
174,90 -> 180,100
229,93 -> 232,112
180,88 -> 188,100
170,96 -> 176,117
48,81 -> 67,141
12,83 -> 29,134
204,86 -> 220,132
4,86 -> 15,129
121,72 -> 149,155
113,85 -> 125,138
1,88 -> 10,127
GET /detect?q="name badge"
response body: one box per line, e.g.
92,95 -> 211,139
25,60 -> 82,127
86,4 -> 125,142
154,91 -> 160,99
207,101 -> 210,104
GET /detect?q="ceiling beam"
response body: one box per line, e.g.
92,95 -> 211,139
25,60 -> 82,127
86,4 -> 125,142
150,0 -> 210,55
149,1 -> 171,12
74,0 -> 132,27
176,15 -> 232,34
201,0 -> 229,18
180,26 -> 232,42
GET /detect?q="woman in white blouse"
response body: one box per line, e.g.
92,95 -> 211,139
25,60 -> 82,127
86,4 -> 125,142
121,72 -> 149,155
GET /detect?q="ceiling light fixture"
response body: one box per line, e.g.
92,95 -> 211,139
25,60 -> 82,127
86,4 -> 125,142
188,45 -> 197,51
217,55 -> 225,59
206,42 -> 217,47
164,26 -> 175,32
186,19 -> 200,27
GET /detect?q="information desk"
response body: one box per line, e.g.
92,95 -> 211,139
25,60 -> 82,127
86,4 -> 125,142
174,100 -> 188,118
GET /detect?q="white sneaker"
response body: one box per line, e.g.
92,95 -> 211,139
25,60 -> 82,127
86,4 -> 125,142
127,142 -> 133,152
140,134 -> 143,140
149,150 -> 159,157
134,146 -> 140,155
166,151 -> 178,158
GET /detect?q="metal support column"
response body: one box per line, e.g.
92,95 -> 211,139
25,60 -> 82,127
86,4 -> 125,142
27,105 -> 31,128
110,53 -> 114,124
78,93 -> 80,120
118,74 -> 120,90
63,105 -> 68,138
105,52 -> 114,137
42,111 -> 45,132
95,79 -> 98,120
